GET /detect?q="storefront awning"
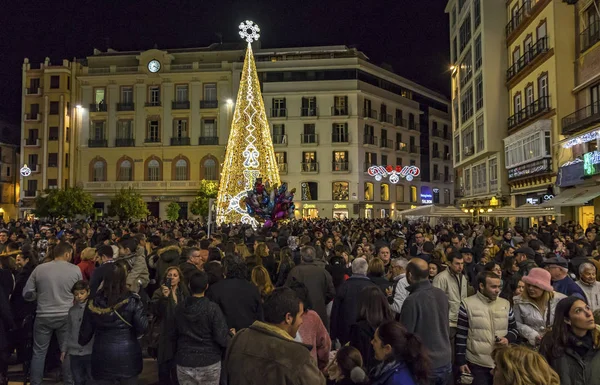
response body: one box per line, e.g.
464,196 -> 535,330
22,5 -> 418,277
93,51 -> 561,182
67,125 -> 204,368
487,203 -> 563,217
397,205 -> 471,218
540,185 -> 600,207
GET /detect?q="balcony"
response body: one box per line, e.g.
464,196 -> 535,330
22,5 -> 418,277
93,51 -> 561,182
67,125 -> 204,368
272,134 -> 287,146
199,136 -> 218,145
395,118 -> 407,127
270,108 -> 287,118
432,150 -> 441,159
409,122 -> 420,131
332,133 -> 350,144
363,135 -> 377,146
84,181 -> 204,191
331,106 -> 349,116
145,137 -> 161,144
363,162 -> 375,172
24,190 -> 37,198
363,109 -> 378,119
380,138 -> 394,149
444,174 -> 453,183
116,102 -> 134,111
562,103 -> 600,136
432,129 -> 441,138
89,103 -> 108,112
301,162 -> 319,173
506,37 -> 549,82
170,137 -> 191,146
25,87 -> 41,96
115,138 -> 135,147
172,101 -> 190,110
88,139 -> 108,147
301,107 -> 318,117
433,173 -> 441,181
396,142 -> 407,152
506,0 -> 546,40
24,113 -> 40,122
301,134 -> 318,144
444,132 -> 452,140
581,20 -> 600,53
30,164 -> 40,173
332,162 -> 350,172
409,145 -> 419,154
507,96 -> 551,132
380,113 -> 393,124
145,101 -> 161,107
278,163 -> 288,174
200,100 -> 218,109
24,138 -> 40,147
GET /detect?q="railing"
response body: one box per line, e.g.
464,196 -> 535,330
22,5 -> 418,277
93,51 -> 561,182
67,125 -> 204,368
272,134 -> 287,145
24,113 -> 40,121
301,108 -> 318,117
332,162 -> 350,172
88,139 -> 108,147
432,129 -> 441,137
433,173 -> 441,181
88,67 -> 110,74
24,138 -> 40,147
198,136 -> 218,145
363,135 -> 377,145
270,108 -> 287,118
506,37 -> 549,81
507,95 -> 551,131
116,102 -> 134,111
89,103 -> 108,112
581,20 -> 600,53
301,162 -> 319,173
115,138 -> 135,147
409,122 -> 420,131
363,162 -> 375,172
170,137 -> 191,146
432,150 -> 441,159
277,163 -> 288,174
396,142 -> 407,152
395,118 -> 407,127
331,106 -> 349,116
25,87 -> 41,95
145,137 -> 161,143
464,146 -> 475,156
332,133 -> 350,143
84,181 -> 204,190
562,102 -> 600,136
30,164 -> 40,173
380,138 -> 393,149
506,0 -> 541,38
444,174 -> 453,183
200,100 -> 218,109
409,145 -> 419,153
145,101 -> 161,107
380,113 -> 393,124
363,109 -> 378,119
444,132 -> 452,140
24,190 -> 37,197
172,101 -> 190,109
301,134 -> 318,144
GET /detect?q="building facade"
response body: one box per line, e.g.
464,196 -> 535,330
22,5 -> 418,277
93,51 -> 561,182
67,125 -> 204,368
446,0 -> 511,218
20,44 -> 452,220
503,0 -> 576,215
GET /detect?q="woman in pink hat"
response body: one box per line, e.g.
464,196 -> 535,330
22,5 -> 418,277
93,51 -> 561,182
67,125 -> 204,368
513,267 -> 566,347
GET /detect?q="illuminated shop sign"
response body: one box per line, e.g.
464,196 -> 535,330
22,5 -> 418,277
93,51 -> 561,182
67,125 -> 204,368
557,159 -> 585,187
507,158 -> 551,180
368,165 -> 420,183
333,204 -> 347,209
303,204 -> 317,209
365,204 -> 374,209
562,130 -> 600,149
584,151 -> 600,176
420,186 -> 433,204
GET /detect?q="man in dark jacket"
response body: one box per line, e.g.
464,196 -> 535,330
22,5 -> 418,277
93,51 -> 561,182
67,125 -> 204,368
330,257 -> 377,345
400,258 -> 452,385
179,247 -> 204,284
285,246 -> 335,329
515,246 -> 537,277
225,287 -> 325,385
89,245 -> 115,298
206,255 -> 263,331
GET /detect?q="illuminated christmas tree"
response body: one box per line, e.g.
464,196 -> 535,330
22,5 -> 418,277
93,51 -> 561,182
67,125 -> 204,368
216,21 -> 281,226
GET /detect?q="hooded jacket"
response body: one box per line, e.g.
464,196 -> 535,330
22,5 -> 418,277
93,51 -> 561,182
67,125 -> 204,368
155,245 -> 181,281
173,296 -> 229,368
115,247 -> 150,293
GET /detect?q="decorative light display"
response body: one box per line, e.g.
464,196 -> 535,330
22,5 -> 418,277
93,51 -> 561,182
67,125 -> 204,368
216,22 -> 281,226
562,130 -> 600,149
368,165 -> 421,183
560,158 -> 583,167
20,164 -> 31,177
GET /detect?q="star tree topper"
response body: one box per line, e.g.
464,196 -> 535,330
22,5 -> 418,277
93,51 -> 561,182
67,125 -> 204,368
239,20 -> 261,43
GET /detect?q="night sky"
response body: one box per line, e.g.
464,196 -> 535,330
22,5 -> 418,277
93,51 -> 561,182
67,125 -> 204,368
0,0 -> 450,124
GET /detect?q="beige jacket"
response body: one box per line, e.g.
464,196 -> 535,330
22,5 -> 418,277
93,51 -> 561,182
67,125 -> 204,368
433,269 -> 468,327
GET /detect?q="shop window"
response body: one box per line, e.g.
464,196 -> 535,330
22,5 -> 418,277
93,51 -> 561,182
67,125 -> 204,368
410,186 -> 417,203
301,182 -> 318,201
381,184 -> 390,201
364,182 -> 374,201
332,181 -> 349,201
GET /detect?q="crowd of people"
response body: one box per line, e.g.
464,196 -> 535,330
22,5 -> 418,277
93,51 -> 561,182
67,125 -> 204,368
0,216 -> 599,385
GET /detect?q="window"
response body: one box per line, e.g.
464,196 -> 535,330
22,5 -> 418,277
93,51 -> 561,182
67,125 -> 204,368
332,182 -> 349,200
475,75 -> 483,110
382,154 -> 388,165
455,135 -> 461,162
49,101 -> 59,115
463,124 -> 474,155
121,86 -> 133,103
450,5 -> 456,27
204,83 -> 217,101
410,159 -> 416,166
275,152 -> 287,172
30,103 -> 39,116
117,120 -> 133,139
301,97 -> 317,116
332,123 -> 349,142
147,159 -> 161,181
472,163 -> 487,193
203,158 -> 217,180
48,153 -> 58,167
396,185 -> 405,202
410,186 -> 417,203
525,84 -> 534,107
452,37 -> 458,63
381,184 -> 390,201
333,96 -> 348,115
365,152 -> 378,167
474,0 -> 481,28
67,77 -> 70,90
272,124 -> 286,144
119,159 -> 133,181
94,88 -> 105,105
512,46 -> 521,68
91,121 -> 106,140
176,85 -> 189,102
513,93 -> 522,114
333,151 -> 348,171
93,160 -> 105,181
66,127 -> 70,142
302,152 -> 317,172
459,17 -> 472,53
536,21 -> 547,40
50,75 -> 60,89
149,86 -> 160,105
175,159 -> 188,181
202,119 -> 217,137
489,158 -> 498,186
30,78 -> 40,89
28,154 -> 38,167
301,182 -> 318,201
592,84 -> 600,114
538,73 -> 548,107
147,120 -> 160,142
272,98 -> 286,117
461,86 -> 473,123
459,49 -> 472,88
27,180 -> 38,195
364,182 -> 374,201
504,127 -> 552,168
476,115 -> 484,152
173,119 -> 188,138
48,179 -> 58,189
465,169 -> 471,192
5,166 -> 10,177
49,127 -> 59,140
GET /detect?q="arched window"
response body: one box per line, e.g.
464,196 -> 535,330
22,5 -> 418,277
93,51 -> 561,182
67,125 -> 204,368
93,160 -> 105,182
119,160 -> 132,181
175,159 -> 188,181
148,159 -> 160,181
381,183 -> 390,201
203,158 -> 217,180
364,182 -> 374,201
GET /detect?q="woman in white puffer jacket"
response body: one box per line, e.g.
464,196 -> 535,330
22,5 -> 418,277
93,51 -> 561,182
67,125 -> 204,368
513,268 -> 566,346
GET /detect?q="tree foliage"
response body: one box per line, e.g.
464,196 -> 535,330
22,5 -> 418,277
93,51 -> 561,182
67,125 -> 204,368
190,180 -> 219,217
166,202 -> 181,221
33,187 -> 94,219
108,187 -> 150,220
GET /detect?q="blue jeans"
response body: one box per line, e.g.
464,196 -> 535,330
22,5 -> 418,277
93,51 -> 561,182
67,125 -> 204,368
429,363 -> 452,385
30,316 -> 73,385
70,354 -> 92,385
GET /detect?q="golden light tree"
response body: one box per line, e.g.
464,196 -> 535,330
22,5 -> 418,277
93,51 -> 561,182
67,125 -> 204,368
216,21 -> 281,226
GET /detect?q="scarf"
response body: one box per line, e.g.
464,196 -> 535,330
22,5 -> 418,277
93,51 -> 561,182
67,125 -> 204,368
370,359 -> 402,380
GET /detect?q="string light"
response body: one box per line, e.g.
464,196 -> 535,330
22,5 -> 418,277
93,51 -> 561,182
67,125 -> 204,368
216,22 -> 281,226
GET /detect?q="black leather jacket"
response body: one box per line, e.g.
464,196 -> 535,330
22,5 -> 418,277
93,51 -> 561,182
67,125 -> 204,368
79,291 -> 148,380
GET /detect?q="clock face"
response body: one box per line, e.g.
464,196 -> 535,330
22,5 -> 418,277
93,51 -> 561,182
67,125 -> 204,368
148,60 -> 161,73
